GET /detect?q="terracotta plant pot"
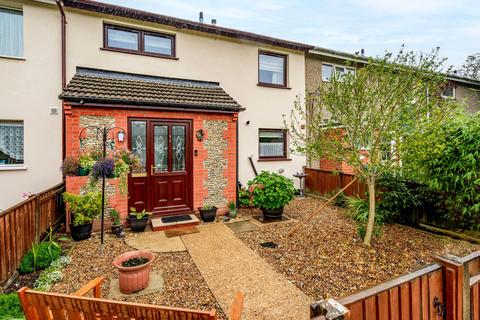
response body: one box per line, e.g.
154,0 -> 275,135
113,250 -> 155,294
261,207 -> 284,220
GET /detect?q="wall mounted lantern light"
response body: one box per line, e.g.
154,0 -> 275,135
118,130 -> 125,142
196,129 -> 205,141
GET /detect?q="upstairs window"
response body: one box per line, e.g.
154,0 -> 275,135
322,63 -> 355,82
258,52 -> 287,87
441,85 -> 455,99
259,129 -> 287,159
0,120 -> 24,166
0,8 -> 23,57
104,24 -> 175,58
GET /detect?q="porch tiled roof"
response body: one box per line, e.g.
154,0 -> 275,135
59,68 -> 244,112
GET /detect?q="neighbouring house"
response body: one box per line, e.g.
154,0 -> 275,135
0,0 -> 312,220
305,46 -> 480,174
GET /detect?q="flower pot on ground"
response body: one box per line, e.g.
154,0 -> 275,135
227,200 -> 238,219
198,204 -> 217,222
128,207 -> 151,232
110,208 -> 125,237
113,250 -> 155,294
63,191 -> 102,241
248,171 -> 296,220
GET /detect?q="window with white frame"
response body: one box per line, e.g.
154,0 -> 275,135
0,8 -> 23,57
322,63 -> 355,82
0,121 -> 24,165
441,85 -> 455,99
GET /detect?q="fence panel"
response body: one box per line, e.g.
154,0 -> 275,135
305,168 -> 366,198
0,182 -> 65,284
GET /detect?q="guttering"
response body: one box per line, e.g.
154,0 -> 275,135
55,0 -> 66,159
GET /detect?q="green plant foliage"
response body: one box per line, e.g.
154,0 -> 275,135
416,114 -> 480,228
63,191 -> 102,226
78,153 -> 95,172
248,171 -> 296,210
238,187 -> 253,208
18,241 -> 61,274
109,208 -> 121,225
324,189 -> 348,208
34,256 -> 71,291
346,196 -> 384,238
0,293 -> 24,320
228,200 -> 236,211
129,207 -> 151,220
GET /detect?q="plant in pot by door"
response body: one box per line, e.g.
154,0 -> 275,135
63,191 -> 102,241
128,208 -> 151,232
248,171 -> 296,220
228,200 -> 238,219
198,203 -> 217,222
113,250 -> 155,294
110,208 -> 125,238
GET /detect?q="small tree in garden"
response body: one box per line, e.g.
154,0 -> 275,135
287,47 -> 458,245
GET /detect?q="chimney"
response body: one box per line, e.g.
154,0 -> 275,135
199,11 -> 204,23
361,48 -> 365,56
211,19 -> 217,25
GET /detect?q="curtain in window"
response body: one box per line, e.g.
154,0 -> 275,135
259,54 -> 284,85
0,122 -> 24,164
0,8 -> 23,57
259,131 -> 284,157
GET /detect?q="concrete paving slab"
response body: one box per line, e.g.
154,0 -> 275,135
108,271 -> 164,299
125,231 -> 186,252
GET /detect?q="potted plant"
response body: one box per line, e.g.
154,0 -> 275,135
62,157 -> 80,176
92,157 -> 115,179
110,208 -> 124,237
228,200 -> 237,219
63,191 -> 102,241
78,153 -> 95,176
128,207 -> 151,232
248,171 -> 296,220
113,250 -> 155,294
198,204 -> 217,222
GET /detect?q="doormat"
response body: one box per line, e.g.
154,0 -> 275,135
226,220 -> 258,233
161,214 -> 193,224
252,215 -> 290,224
165,227 -> 199,238
260,241 -> 278,248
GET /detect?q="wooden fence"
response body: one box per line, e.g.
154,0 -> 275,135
305,168 -> 366,198
0,183 -> 65,285
311,251 -> 480,320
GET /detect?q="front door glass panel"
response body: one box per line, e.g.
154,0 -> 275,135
172,125 -> 186,171
154,125 -> 168,172
131,120 -> 147,173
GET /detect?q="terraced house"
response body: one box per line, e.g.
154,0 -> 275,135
0,0 -> 312,219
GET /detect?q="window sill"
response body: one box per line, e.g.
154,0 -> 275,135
100,47 -> 179,60
258,158 -> 292,162
0,165 -> 27,171
0,54 -> 25,61
257,83 -> 291,90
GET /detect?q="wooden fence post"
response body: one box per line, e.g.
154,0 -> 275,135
34,195 -> 40,244
436,255 -> 470,320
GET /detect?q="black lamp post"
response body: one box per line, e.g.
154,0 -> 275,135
79,126 -> 126,248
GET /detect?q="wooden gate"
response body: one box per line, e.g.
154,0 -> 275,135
311,251 -> 480,320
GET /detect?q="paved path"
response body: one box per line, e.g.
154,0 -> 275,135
182,224 -> 311,320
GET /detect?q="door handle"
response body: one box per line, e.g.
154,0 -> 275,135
151,165 -> 155,175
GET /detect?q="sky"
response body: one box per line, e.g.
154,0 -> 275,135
104,0 -> 480,69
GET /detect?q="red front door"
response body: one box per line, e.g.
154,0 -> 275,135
128,118 -> 193,215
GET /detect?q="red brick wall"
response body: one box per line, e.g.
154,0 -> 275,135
64,105 -> 237,221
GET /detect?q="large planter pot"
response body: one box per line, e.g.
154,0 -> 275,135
198,207 -> 217,222
113,250 -> 155,294
261,207 -> 284,220
70,222 -> 93,241
128,216 -> 148,232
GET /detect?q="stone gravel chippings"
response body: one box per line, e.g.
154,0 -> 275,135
236,197 -> 480,301
51,232 -> 227,319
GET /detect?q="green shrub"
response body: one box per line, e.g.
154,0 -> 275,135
238,187 -> 253,208
63,191 -> 102,226
324,189 -> 347,208
248,171 -> 296,210
0,293 -> 23,319
34,256 -> 71,291
346,196 -> 385,238
18,241 -> 61,274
